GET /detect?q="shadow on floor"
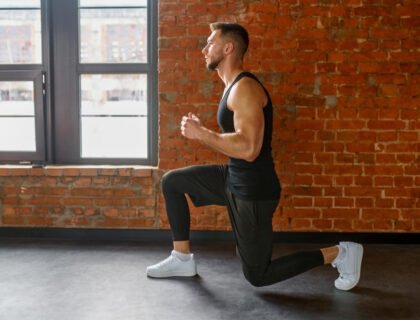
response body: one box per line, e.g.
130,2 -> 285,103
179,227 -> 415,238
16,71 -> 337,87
258,286 -> 416,319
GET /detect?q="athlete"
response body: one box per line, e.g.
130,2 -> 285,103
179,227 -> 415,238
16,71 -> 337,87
146,22 -> 363,291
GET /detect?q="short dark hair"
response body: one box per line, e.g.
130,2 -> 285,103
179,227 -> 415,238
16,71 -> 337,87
210,22 -> 249,59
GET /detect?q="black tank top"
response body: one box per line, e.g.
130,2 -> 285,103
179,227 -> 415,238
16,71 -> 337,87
217,71 -> 281,200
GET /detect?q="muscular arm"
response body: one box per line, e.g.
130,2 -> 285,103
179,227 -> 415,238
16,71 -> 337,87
182,78 -> 267,162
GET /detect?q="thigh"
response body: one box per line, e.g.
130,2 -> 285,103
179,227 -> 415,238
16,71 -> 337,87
165,164 -> 228,207
227,194 -> 279,268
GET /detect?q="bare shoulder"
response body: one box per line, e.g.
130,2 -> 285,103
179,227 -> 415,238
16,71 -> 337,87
228,76 -> 267,111
233,77 -> 264,97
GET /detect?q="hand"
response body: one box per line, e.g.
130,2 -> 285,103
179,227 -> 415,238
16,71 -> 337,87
187,112 -> 201,125
181,113 -> 202,140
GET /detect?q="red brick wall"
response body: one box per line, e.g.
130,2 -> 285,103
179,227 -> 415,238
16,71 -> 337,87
158,0 -> 419,233
0,167 -> 157,228
1,0 -> 419,232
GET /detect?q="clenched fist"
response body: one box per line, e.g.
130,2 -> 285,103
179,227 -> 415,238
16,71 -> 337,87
180,112 -> 202,140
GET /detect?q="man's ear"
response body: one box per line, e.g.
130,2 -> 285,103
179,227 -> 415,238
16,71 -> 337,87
224,42 -> 234,55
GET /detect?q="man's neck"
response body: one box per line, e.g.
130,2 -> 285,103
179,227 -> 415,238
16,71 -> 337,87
216,61 -> 244,88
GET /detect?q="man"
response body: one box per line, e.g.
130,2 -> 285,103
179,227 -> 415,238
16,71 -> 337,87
146,22 -> 363,291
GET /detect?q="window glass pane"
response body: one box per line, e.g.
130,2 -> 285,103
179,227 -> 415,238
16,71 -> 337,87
0,0 -> 40,8
0,81 -> 36,151
0,81 -> 34,115
81,117 -> 147,158
0,10 -> 42,64
80,8 -> 147,63
79,0 -> 147,7
80,74 -> 148,158
0,118 -> 36,151
81,74 -> 147,115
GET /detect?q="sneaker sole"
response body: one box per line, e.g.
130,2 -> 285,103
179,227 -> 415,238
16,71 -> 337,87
335,244 -> 363,291
147,271 -> 198,279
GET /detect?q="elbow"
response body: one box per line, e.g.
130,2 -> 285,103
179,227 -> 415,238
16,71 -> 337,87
243,154 -> 258,162
242,147 -> 260,162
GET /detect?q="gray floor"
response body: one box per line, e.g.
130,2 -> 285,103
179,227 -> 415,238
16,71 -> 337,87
0,239 -> 419,320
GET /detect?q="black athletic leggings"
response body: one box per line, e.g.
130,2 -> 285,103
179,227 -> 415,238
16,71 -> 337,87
162,165 -> 324,287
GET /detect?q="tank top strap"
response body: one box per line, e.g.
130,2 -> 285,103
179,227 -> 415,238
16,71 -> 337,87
221,71 -> 253,102
222,72 -> 270,103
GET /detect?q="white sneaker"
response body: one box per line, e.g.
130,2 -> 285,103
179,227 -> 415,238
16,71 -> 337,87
146,250 -> 197,278
332,242 -> 363,291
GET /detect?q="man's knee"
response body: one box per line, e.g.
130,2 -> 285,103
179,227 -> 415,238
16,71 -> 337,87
242,266 -> 266,288
162,170 -> 180,194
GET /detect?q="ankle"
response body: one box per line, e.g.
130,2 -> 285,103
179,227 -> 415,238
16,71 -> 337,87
321,245 -> 340,264
173,240 -> 190,254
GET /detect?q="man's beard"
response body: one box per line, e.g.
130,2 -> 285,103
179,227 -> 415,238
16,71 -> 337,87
207,54 -> 224,71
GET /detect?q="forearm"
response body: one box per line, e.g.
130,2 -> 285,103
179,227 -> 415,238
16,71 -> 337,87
196,126 -> 256,161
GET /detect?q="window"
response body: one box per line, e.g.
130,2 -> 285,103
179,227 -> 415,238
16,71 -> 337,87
0,0 -> 157,165
0,0 -> 46,161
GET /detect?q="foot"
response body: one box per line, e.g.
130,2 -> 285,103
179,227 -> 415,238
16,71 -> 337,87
146,250 -> 197,278
332,242 -> 363,291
